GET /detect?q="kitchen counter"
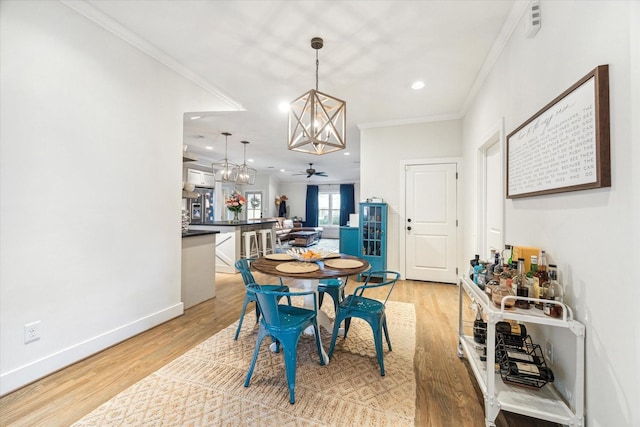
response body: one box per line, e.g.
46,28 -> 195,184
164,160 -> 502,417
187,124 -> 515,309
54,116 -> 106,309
182,229 -> 220,238
189,219 -> 276,273
181,231 -> 216,309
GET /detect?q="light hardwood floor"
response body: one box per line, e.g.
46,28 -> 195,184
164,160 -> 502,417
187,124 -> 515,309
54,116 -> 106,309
0,273 -> 558,427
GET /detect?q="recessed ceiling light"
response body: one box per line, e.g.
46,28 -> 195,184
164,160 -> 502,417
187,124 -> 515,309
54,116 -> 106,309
205,146 -> 213,150
190,116 -> 201,120
280,169 -> 285,172
344,152 -> 350,156
411,81 -> 425,90
278,102 -> 290,113
248,158 -> 254,162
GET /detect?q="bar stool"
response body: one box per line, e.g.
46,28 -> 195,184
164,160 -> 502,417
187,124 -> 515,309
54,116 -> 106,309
243,231 -> 260,258
258,229 -> 274,256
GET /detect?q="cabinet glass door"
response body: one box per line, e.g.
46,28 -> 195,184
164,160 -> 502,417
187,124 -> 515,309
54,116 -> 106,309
362,205 -> 383,256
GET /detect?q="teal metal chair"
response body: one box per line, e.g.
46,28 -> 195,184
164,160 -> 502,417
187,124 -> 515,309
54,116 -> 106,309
318,276 -> 348,314
244,284 -> 325,404
234,258 -> 290,340
328,271 -> 401,376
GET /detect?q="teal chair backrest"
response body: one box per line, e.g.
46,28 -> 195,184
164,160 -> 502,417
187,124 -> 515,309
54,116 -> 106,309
235,258 -> 256,286
351,271 -> 401,307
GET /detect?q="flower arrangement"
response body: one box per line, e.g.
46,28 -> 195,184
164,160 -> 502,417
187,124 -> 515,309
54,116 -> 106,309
225,190 -> 246,214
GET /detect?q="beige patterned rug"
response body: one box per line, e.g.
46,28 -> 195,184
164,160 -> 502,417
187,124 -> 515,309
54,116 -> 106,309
73,300 -> 416,426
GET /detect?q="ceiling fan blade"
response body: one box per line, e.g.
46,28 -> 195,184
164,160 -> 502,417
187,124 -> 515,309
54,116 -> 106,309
316,173 -> 328,177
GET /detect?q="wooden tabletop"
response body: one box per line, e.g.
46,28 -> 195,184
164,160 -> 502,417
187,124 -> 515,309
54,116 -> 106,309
252,254 -> 370,280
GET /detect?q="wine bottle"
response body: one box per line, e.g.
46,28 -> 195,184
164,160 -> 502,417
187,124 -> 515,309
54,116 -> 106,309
514,258 -> 530,309
495,321 -> 527,347
503,361 -> 554,382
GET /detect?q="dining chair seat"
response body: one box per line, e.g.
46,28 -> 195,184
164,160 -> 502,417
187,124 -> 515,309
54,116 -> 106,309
328,271 -> 401,376
244,284 -> 325,404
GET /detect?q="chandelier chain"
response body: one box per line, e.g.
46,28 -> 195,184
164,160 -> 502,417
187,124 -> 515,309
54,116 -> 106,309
315,49 -> 319,91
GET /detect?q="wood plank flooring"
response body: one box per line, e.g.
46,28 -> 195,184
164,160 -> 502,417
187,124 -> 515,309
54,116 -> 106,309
0,273 -> 558,427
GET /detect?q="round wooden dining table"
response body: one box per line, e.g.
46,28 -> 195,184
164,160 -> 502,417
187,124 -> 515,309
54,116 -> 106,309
251,254 -> 370,364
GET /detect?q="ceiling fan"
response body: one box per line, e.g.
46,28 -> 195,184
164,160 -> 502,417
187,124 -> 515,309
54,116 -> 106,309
293,163 -> 328,178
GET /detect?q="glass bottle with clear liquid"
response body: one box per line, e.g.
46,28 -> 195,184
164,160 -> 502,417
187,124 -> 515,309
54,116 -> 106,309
543,264 -> 564,317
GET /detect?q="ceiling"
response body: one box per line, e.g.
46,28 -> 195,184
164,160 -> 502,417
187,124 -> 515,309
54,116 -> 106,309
81,0 -> 518,184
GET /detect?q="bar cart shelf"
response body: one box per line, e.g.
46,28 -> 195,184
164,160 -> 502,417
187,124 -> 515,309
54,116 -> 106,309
457,275 -> 585,427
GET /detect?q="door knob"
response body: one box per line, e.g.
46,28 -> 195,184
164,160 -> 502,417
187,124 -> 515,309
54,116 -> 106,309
407,218 -> 412,223
407,226 -> 412,231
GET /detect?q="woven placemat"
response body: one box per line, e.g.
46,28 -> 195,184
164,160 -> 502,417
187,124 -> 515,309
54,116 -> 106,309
265,253 -> 294,261
275,262 -> 319,274
324,258 -> 363,269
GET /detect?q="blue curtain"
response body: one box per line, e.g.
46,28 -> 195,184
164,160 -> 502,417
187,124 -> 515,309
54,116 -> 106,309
339,184 -> 355,226
305,185 -> 319,227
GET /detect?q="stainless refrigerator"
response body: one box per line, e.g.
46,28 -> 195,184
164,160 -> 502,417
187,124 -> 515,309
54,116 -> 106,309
188,187 -> 215,224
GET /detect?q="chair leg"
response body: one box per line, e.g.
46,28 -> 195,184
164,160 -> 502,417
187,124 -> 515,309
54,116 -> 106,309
282,336 -> 301,404
372,317 -> 386,376
313,321 -> 325,366
244,327 -> 268,387
328,312 -> 346,359
235,294 -> 252,340
382,314 -> 392,351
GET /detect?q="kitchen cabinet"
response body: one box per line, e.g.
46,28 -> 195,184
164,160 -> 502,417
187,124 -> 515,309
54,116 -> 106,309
187,168 -> 215,188
457,275 -> 585,427
359,202 -> 387,279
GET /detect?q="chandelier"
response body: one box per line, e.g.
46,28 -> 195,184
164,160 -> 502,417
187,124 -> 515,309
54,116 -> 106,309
211,132 -> 238,182
288,37 -> 346,155
233,140 -> 257,185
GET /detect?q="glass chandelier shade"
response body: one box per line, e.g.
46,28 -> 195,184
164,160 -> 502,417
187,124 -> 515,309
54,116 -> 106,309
212,132 -> 239,183
233,140 -> 257,185
287,37 -> 346,155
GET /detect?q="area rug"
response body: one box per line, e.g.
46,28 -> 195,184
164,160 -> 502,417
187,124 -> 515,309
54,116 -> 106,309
72,299 -> 416,426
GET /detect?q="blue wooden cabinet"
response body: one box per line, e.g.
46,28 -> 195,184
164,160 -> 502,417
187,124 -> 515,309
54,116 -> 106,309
339,226 -> 359,256
359,202 -> 387,279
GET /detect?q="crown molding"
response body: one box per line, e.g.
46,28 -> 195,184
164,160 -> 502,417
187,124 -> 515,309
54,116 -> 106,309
357,113 -> 462,130
60,0 -> 244,111
460,0 -> 530,115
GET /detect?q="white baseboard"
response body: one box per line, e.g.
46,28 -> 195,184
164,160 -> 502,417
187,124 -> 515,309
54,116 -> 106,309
0,303 -> 184,396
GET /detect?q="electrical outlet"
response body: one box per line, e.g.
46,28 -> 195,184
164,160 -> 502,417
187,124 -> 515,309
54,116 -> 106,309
24,321 -> 41,344
545,338 -> 553,364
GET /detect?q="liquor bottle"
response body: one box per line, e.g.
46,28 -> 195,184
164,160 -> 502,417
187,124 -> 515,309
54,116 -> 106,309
501,244 -> 512,268
534,251 -> 549,309
526,255 -> 538,278
543,264 -> 564,318
473,308 -> 487,344
514,258 -> 530,309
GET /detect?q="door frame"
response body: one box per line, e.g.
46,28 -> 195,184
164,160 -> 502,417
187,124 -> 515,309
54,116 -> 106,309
477,118 -> 505,259
399,157 -> 463,280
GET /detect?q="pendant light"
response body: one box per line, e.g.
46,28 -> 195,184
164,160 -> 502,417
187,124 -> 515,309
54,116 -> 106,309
233,140 -> 257,185
211,132 -> 238,182
288,37 -> 346,155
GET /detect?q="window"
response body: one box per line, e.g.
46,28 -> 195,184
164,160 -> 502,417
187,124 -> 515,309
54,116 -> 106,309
318,192 -> 340,225
245,191 -> 262,220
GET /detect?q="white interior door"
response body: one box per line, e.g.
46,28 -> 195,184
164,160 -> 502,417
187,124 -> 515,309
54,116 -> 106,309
405,163 -> 457,283
484,142 -> 503,258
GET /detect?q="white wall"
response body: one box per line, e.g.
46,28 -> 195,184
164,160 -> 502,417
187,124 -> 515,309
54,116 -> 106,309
360,120 -> 462,271
462,1 -> 638,426
0,1 -> 236,395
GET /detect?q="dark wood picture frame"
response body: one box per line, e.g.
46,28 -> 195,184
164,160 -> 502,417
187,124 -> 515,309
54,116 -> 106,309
506,65 -> 610,199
